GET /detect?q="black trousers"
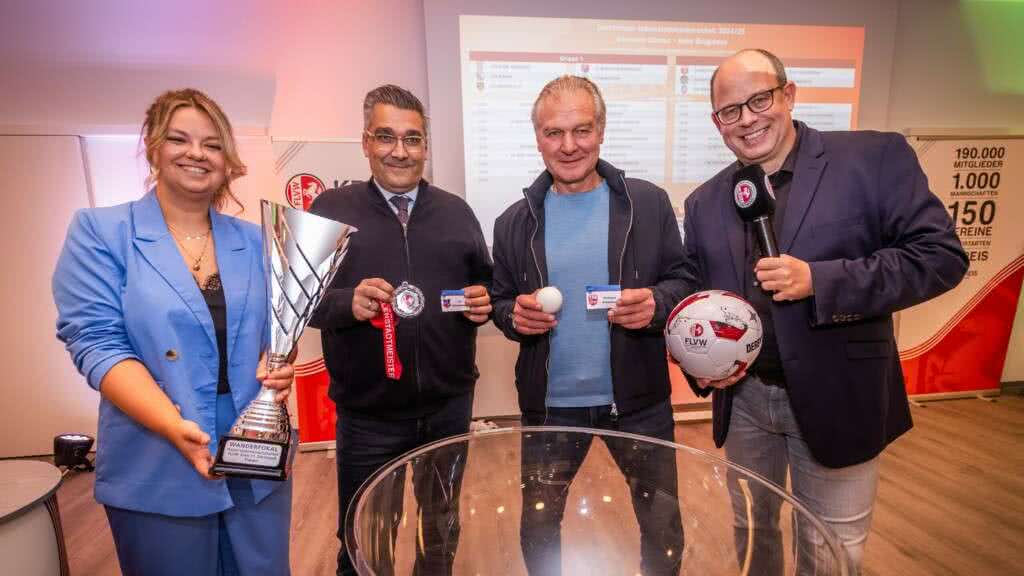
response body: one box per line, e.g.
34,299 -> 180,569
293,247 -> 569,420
336,394 -> 473,576
520,400 -> 684,575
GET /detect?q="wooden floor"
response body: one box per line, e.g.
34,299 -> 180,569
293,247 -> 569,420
53,394 -> 1023,575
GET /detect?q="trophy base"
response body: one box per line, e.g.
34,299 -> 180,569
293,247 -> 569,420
211,435 -> 289,481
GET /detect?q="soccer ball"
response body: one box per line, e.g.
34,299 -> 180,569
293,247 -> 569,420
665,290 -> 763,380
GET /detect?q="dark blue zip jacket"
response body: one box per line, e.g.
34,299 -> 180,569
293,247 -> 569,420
491,159 -> 691,416
309,179 -> 492,418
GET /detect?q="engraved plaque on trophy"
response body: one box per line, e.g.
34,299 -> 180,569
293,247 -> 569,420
212,200 -> 356,480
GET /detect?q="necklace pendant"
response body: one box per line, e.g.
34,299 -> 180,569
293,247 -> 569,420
192,262 -> 201,271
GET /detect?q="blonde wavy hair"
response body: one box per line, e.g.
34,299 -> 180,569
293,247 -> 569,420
141,88 -> 245,211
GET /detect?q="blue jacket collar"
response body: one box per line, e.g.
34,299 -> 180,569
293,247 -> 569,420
523,158 -> 627,208
130,190 -> 252,357
133,189 -> 246,251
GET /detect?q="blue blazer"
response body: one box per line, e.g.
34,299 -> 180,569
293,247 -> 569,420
53,191 -> 285,516
683,123 -> 968,468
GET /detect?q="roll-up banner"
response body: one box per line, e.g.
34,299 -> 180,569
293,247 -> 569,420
899,135 -> 1024,398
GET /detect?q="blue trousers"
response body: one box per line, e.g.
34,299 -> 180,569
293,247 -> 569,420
105,394 -> 293,576
519,400 -> 684,576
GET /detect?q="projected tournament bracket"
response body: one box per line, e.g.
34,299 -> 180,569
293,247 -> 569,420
459,15 -> 864,241
464,50 -> 669,238
673,56 -> 858,184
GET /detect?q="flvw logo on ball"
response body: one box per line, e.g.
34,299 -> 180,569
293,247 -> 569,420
666,290 -> 763,380
212,200 -> 357,480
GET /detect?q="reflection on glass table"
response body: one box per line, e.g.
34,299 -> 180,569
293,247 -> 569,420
346,426 -> 849,576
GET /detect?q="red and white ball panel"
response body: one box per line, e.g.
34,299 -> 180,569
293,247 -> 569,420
665,290 -> 763,380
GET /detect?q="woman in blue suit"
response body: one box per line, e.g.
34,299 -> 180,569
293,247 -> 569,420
53,88 -> 294,575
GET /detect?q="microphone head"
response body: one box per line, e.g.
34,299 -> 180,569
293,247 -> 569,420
732,164 -> 776,222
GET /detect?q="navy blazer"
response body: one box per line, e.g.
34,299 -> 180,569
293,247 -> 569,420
53,191 -> 286,516
683,123 -> 968,468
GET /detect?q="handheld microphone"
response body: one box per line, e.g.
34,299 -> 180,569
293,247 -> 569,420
732,164 -> 779,258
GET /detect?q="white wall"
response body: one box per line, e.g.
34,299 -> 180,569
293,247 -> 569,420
1006,296 -> 1024,382
0,0 -> 428,139
0,136 -> 100,457
887,0 -> 1024,133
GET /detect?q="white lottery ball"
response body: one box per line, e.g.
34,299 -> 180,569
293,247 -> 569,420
536,286 -> 563,314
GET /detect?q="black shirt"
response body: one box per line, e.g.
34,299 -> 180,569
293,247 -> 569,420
742,122 -> 803,386
199,273 -> 231,394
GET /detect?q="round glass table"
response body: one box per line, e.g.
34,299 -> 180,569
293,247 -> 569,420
346,427 -> 849,575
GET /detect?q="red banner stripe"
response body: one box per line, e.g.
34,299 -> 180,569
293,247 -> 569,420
900,254 -> 1024,360
901,265 -> 1024,395
294,358 -> 325,377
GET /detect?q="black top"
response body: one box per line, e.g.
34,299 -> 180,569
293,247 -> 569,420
198,273 -> 231,394
684,122 -> 968,468
308,179 -> 493,418
742,122 -> 802,386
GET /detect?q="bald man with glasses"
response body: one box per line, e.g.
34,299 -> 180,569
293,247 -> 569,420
676,49 -> 967,574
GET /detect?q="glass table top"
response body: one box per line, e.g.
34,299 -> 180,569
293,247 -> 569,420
346,426 -> 849,576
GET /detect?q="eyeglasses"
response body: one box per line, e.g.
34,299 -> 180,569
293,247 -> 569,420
365,131 -> 425,151
713,84 -> 785,125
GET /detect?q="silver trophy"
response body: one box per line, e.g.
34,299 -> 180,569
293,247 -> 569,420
212,200 -> 357,480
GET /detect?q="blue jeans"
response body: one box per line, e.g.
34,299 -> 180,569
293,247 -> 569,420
336,394 -> 473,576
724,376 -> 879,575
520,400 -> 683,575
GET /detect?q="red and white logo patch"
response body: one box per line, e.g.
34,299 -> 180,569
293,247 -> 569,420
285,173 -> 326,211
689,323 -> 704,337
734,179 -> 756,208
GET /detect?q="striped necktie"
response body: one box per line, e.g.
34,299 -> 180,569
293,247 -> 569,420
389,195 -> 410,225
